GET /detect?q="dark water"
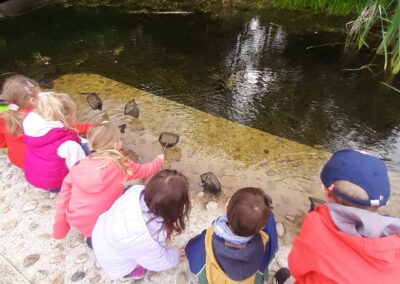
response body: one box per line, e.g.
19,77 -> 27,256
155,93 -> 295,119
1,6 -> 400,165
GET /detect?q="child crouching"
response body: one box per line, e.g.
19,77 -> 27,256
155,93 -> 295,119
52,122 -> 164,245
186,187 -> 278,284
23,92 -> 86,192
91,169 -> 190,280
279,149 -> 400,284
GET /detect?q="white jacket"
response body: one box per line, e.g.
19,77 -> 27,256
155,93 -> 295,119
92,185 -> 180,279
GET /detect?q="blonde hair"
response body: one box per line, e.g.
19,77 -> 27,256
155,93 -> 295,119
87,122 -> 130,181
331,180 -> 377,212
37,92 -> 76,127
1,75 -> 40,135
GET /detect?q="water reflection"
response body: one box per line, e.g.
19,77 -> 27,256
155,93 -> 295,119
1,7 -> 400,162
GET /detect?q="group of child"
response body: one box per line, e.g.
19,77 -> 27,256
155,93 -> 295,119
1,74 -> 400,284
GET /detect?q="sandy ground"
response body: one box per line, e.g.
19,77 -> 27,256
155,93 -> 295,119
1,73 -> 399,283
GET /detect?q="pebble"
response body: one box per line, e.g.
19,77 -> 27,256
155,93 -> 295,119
29,223 -> 39,231
0,205 -> 11,213
76,253 -> 89,264
285,215 -> 295,221
23,254 -> 40,267
49,254 -> 65,264
0,219 -> 17,236
206,201 -> 219,211
38,233 -> 51,240
41,204 -> 52,211
22,199 -> 38,212
51,273 -> 65,284
35,269 -> 49,280
197,191 -> 205,198
71,271 -> 86,282
276,223 -> 285,237
89,275 -> 101,284
15,242 -> 25,253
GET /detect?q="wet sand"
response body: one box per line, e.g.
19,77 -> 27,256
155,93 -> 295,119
1,73 -> 399,283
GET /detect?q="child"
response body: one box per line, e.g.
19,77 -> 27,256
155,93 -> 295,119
0,75 -> 40,168
92,169 -> 190,280
23,92 -> 87,192
281,149 -> 400,284
0,75 -> 92,169
186,187 -> 278,284
52,121 -> 164,245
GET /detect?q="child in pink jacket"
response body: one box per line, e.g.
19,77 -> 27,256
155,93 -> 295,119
52,122 -> 164,246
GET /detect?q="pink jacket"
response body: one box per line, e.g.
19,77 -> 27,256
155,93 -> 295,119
288,204 -> 400,284
52,155 -> 163,238
24,128 -> 80,190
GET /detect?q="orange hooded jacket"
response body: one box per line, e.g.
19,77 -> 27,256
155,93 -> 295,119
289,204 -> 400,284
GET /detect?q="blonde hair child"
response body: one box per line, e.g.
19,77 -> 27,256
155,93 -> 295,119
52,121 -> 164,247
23,92 -> 86,192
0,75 -> 40,168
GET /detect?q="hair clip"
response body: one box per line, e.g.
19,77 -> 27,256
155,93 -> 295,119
8,103 -> 20,111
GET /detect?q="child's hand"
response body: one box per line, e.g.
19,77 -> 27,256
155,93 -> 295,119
157,154 -> 165,161
176,246 -> 186,260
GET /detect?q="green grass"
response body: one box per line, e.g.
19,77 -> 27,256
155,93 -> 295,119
345,1 -> 400,74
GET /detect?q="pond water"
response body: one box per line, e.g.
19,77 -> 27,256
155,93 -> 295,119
1,6 -> 400,166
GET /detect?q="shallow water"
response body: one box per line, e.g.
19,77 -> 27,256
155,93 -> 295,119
1,6 -> 400,165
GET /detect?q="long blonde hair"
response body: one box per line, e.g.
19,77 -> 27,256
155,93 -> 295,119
37,92 -> 77,127
1,75 -> 40,135
87,122 -> 130,180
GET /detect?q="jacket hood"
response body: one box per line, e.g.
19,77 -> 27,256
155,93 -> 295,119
212,233 -> 264,280
69,158 -> 124,194
320,204 -> 400,268
23,112 -> 64,137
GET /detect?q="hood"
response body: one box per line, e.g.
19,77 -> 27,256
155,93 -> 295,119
68,158 -> 123,194
319,204 -> 400,268
212,232 -> 264,281
23,112 -> 64,137
327,203 -> 400,238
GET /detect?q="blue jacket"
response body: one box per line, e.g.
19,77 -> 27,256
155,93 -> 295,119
186,213 -> 278,283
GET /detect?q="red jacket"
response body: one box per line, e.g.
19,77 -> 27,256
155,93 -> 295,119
0,109 -> 92,169
52,155 -> 163,238
288,204 -> 400,284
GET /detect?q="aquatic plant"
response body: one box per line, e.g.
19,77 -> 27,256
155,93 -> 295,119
345,0 -> 400,74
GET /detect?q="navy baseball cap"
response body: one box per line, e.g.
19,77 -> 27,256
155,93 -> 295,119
320,149 -> 390,207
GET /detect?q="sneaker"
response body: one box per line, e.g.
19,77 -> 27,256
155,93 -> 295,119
129,265 -> 146,280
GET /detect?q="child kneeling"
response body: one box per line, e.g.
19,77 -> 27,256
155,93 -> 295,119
186,187 -> 278,284
92,169 -> 191,280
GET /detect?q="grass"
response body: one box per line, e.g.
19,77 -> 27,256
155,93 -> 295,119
345,1 -> 400,74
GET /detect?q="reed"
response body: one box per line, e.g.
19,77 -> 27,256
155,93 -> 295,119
345,0 -> 400,74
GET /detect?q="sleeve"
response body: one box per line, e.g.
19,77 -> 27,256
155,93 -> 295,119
259,213 -> 279,272
57,140 -> 86,169
288,213 -> 319,281
126,157 -> 163,181
185,230 -> 207,274
0,120 -> 7,148
52,173 -> 73,239
134,244 -> 180,272
73,123 -> 95,136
